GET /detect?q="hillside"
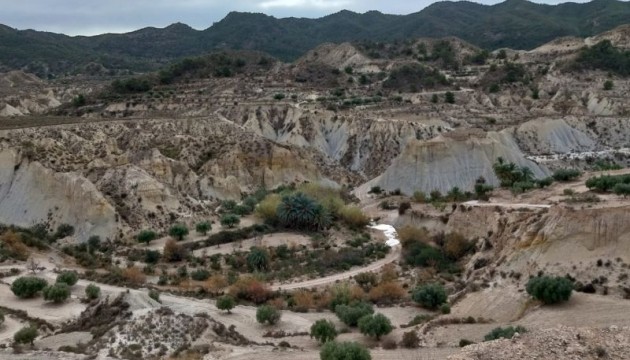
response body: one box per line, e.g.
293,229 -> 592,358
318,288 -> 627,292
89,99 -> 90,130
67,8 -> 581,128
2,0 -> 630,77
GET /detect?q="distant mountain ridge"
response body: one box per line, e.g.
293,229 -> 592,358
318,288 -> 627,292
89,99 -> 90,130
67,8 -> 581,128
2,0 -> 630,77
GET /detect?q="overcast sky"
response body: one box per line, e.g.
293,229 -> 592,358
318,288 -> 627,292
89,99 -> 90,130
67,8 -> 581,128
1,0 -> 590,36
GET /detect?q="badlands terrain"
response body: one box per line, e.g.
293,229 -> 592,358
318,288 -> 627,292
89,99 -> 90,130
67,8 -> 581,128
0,21 -> 630,360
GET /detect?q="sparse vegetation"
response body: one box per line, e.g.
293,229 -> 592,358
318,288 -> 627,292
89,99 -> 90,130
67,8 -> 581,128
526,276 -> 573,304
484,326 -> 527,341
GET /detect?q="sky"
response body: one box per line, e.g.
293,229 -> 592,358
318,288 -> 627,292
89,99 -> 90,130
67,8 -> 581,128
0,0 -> 590,36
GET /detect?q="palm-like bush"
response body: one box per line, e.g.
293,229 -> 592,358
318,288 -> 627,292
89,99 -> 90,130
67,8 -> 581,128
277,193 -> 331,230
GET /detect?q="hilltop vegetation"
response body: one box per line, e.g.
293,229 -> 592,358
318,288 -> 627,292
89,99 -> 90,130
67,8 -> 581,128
2,0 -> 630,77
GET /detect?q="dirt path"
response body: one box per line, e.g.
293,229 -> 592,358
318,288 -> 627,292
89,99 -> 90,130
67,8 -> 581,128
271,246 -> 401,291
463,200 -> 552,209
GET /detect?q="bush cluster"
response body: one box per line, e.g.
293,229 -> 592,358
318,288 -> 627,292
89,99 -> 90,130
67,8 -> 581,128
526,276 -> 573,304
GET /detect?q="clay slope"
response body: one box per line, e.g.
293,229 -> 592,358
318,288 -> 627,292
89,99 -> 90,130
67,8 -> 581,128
0,117 -> 356,241
357,128 -> 549,196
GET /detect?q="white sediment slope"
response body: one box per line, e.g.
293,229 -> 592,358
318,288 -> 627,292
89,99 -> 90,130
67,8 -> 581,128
370,223 -> 401,247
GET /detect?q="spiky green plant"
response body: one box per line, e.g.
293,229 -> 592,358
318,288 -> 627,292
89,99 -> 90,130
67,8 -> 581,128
277,193 -> 331,230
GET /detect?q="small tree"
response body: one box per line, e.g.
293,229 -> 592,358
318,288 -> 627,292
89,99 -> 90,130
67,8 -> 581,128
445,91 -> 455,104
169,224 -> 189,241
358,313 -> 393,340
335,302 -> 374,327
43,283 -> 71,303
220,214 -> 241,228
56,271 -> 79,286
412,283 -> 447,309
0,312 -> 4,326
137,230 -> 157,244
310,319 -> 338,344
526,276 -> 573,304
431,94 -> 439,104
320,341 -> 371,360
14,326 -> 38,345
11,277 -> 48,298
195,221 -> 211,235
85,284 -> 101,299
256,305 -> 281,325
216,295 -> 236,314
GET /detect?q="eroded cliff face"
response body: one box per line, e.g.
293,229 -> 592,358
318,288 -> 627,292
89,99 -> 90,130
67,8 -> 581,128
356,128 -> 550,196
0,117 -> 356,240
0,149 -> 117,241
446,204 -> 630,282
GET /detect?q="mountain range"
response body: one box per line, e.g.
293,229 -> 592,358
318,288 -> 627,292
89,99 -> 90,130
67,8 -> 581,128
2,0 -> 630,76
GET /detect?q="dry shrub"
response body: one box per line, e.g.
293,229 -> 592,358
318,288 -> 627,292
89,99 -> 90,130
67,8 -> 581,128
163,239 -> 187,262
291,290 -> 315,312
339,205 -> 370,229
444,233 -> 473,260
229,276 -> 271,304
400,331 -> 420,348
298,183 -> 344,216
255,194 -> 281,224
380,264 -> 398,283
0,231 -> 29,261
122,266 -> 146,285
349,285 -> 367,302
368,281 -> 406,305
382,338 -> 398,350
204,274 -> 228,293
398,226 -> 430,246
267,297 -> 286,310
314,292 -> 332,311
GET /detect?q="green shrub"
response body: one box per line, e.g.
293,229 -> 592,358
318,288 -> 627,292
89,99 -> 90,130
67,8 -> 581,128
526,276 -> 573,304
56,271 -> 78,286
256,305 -> 281,325
552,169 -> 582,182
358,313 -> 393,340
54,224 -> 75,240
169,224 -> 189,241
604,80 -> 614,90
613,183 -> 630,197
216,295 -> 236,313
274,93 -> 286,100
445,91 -> 455,104
320,341 -> 371,360
14,326 -> 38,345
310,319 -> 338,344
220,214 -> 241,228
85,284 -> 100,299
43,283 -> 71,303
484,326 -> 527,341
191,269 -> 211,281
412,283 -> 447,309
459,339 -> 474,347
144,250 -> 161,264
335,302 -> 374,327
247,247 -> 270,271
440,303 -> 451,314
136,230 -> 157,244
195,222 -> 211,235
11,277 -> 48,298
149,289 -> 160,303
